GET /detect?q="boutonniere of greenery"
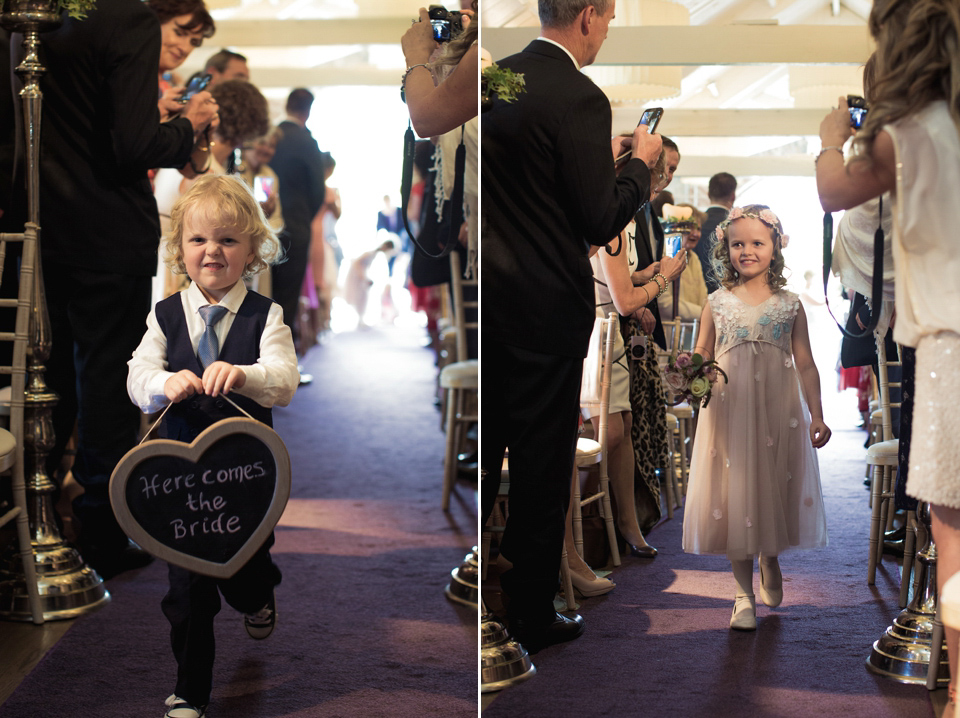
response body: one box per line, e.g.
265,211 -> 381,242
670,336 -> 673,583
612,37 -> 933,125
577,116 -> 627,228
61,0 -> 96,19
481,63 -> 525,110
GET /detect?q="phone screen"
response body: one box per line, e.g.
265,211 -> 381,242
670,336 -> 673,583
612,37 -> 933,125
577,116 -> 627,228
663,232 -> 683,259
639,108 -> 663,134
180,74 -> 212,104
615,108 -> 664,166
849,106 -> 867,130
254,176 -> 274,203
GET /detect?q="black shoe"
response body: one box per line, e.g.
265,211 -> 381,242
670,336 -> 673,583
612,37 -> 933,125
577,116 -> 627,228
510,612 -> 584,654
244,591 -> 277,640
80,538 -> 153,580
885,524 -> 907,542
628,544 -> 658,558
883,539 -> 905,557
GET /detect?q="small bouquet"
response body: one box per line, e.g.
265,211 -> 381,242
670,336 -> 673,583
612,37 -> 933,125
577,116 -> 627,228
662,351 -> 728,408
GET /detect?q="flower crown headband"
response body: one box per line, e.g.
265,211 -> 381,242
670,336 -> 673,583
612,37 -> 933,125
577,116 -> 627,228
714,207 -> 790,249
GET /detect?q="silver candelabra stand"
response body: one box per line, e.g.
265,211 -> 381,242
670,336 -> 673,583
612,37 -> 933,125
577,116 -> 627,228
0,0 -> 109,620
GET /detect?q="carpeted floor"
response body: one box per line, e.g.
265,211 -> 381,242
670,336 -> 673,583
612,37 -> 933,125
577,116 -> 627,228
0,324 -> 478,718
483,420 -> 943,718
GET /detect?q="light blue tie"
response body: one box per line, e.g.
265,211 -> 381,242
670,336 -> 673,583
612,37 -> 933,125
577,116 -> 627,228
197,305 -> 228,369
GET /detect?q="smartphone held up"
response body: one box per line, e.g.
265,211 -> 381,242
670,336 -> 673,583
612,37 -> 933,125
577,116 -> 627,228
180,73 -> 212,104
615,107 -> 663,167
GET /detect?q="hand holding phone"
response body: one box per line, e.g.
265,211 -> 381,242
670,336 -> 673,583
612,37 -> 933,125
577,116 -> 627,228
616,107 -> 664,167
180,73 -> 212,104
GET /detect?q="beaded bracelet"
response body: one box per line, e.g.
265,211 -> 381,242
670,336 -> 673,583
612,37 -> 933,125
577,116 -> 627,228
400,64 -> 430,103
653,272 -> 668,298
815,146 -> 844,165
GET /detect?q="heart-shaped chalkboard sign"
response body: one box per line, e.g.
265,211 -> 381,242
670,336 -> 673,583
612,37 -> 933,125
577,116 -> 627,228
109,417 -> 291,579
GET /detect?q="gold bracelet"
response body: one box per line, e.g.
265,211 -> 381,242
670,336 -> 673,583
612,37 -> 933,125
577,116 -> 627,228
640,283 -> 650,305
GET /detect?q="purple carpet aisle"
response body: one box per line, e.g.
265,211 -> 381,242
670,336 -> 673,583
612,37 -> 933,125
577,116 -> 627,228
484,425 -> 940,718
0,325 -> 478,718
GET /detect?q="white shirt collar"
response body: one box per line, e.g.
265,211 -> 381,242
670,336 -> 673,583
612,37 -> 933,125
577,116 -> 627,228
185,280 -> 248,316
536,37 -> 580,71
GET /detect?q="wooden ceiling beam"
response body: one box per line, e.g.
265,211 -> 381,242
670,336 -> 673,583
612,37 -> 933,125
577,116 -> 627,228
481,25 -> 873,65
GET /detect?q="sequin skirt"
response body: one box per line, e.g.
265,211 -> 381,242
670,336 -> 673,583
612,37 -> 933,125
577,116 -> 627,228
905,331 -> 960,508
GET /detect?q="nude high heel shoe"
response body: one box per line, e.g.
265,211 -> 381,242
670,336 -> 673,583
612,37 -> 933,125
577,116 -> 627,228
571,569 -> 615,597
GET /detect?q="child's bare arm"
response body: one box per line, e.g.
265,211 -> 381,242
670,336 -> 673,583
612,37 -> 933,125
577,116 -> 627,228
693,300 -> 715,359
791,304 -> 832,448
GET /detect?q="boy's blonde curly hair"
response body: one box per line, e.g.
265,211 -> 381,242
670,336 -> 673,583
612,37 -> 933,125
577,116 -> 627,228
162,174 -> 283,280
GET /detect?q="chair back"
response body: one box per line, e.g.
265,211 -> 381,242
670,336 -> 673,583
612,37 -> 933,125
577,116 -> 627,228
449,251 -> 478,363
596,312 -> 617,474
874,332 -> 902,444
0,226 -> 35,459
0,224 -> 42,623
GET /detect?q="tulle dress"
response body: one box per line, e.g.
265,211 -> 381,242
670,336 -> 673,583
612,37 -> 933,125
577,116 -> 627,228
682,289 -> 828,560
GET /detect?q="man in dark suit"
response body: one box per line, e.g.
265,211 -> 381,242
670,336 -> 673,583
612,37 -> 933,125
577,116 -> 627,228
3,0 -> 217,576
696,172 -> 737,293
633,136 -> 681,350
482,0 -> 661,652
269,88 -> 327,339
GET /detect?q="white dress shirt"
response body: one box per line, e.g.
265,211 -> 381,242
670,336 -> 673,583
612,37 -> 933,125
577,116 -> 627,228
127,281 -> 300,415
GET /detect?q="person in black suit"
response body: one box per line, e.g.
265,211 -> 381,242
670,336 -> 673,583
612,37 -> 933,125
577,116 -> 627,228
482,0 -> 662,652
269,88 -> 327,341
696,172 -> 737,294
3,0 -> 218,576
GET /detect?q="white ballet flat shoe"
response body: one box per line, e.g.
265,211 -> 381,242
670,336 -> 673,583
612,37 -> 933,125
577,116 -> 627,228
759,557 -> 783,608
730,593 -> 757,631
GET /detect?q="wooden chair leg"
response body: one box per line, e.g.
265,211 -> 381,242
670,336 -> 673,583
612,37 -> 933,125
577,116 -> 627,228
598,471 -> 621,567
441,388 -> 458,511
867,463 -> 883,585
900,510 -> 917,608
559,544 -> 577,611
572,466 -> 584,559
876,466 -> 892,566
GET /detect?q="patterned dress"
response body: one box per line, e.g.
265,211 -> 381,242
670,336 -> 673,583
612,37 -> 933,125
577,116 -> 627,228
624,315 -> 669,533
682,289 -> 828,560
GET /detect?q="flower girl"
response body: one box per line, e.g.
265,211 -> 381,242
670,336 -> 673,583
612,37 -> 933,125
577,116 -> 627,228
682,205 -> 831,631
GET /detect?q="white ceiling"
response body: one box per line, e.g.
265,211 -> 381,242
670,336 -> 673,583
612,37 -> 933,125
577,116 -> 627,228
177,0 -> 874,178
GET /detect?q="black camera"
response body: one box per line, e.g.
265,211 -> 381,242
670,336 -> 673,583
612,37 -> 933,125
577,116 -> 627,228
630,335 -> 647,361
428,4 -> 463,43
848,94 -> 868,130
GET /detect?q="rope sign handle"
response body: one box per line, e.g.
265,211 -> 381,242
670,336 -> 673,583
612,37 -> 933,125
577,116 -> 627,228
139,393 -> 257,446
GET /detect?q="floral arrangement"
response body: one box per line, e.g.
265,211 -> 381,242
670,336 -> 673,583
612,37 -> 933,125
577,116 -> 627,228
715,206 -> 790,248
662,351 -> 728,408
481,63 -> 525,109
659,203 -> 698,234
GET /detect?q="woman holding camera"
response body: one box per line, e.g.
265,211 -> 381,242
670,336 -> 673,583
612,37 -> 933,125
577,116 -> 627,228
400,4 -> 478,138
816,1 -> 960,710
575,149 -> 686,580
